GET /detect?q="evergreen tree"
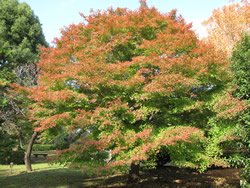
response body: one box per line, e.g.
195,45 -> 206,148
0,0 -> 48,170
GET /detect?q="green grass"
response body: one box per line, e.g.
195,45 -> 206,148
0,161 -> 124,188
0,161 -> 242,188
0,162 -> 88,188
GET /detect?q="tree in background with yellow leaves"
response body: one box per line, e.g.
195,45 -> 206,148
203,0 -> 249,57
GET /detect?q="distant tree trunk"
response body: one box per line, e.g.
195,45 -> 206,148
24,131 -> 37,171
128,162 -> 140,183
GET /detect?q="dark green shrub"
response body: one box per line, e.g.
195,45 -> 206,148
9,150 -> 25,164
240,159 -> 250,188
0,150 -> 24,164
230,34 -> 250,100
227,154 -> 248,168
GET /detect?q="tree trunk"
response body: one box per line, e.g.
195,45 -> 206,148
128,162 -> 140,183
24,131 -> 37,171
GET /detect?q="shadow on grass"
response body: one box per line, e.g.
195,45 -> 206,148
0,165 -> 242,188
138,166 -> 242,188
0,167 -> 86,188
83,166 -> 242,188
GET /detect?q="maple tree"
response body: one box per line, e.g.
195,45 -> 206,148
19,4 -> 234,181
203,0 -> 249,57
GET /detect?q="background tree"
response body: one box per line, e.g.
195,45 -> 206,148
23,4 -> 232,181
203,0 -> 249,57
230,34 -> 249,184
0,0 -> 47,68
231,34 -> 249,100
0,0 -> 48,170
204,1 -> 249,183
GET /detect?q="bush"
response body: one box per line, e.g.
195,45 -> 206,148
32,144 -> 55,151
240,159 -> 250,188
0,130 -> 24,164
0,150 -> 24,165
227,154 -> 248,168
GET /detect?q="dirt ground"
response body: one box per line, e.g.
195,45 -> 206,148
84,166 -> 242,188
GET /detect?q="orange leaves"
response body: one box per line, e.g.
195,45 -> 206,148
215,91 -> 248,119
31,5 -> 229,130
72,110 -> 93,129
8,83 -> 29,95
157,127 -> 202,146
106,126 -> 203,167
143,73 -> 196,94
35,112 -> 71,131
129,127 -> 152,143
203,0 -> 250,56
34,4 -> 229,98
28,86 -> 86,104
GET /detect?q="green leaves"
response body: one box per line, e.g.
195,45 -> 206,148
0,0 -> 48,68
230,34 -> 250,100
0,97 -> 7,107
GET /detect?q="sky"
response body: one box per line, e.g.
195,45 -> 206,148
19,0 -> 240,45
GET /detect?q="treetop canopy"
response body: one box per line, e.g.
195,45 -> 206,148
19,6 -> 232,173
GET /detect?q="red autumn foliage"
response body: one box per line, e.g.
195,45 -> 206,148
21,4 -> 233,174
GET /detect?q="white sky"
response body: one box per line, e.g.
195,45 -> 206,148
19,0 -> 241,45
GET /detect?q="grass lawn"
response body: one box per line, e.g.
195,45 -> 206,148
0,160 -> 242,188
0,161 -> 127,188
0,162 -> 88,188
